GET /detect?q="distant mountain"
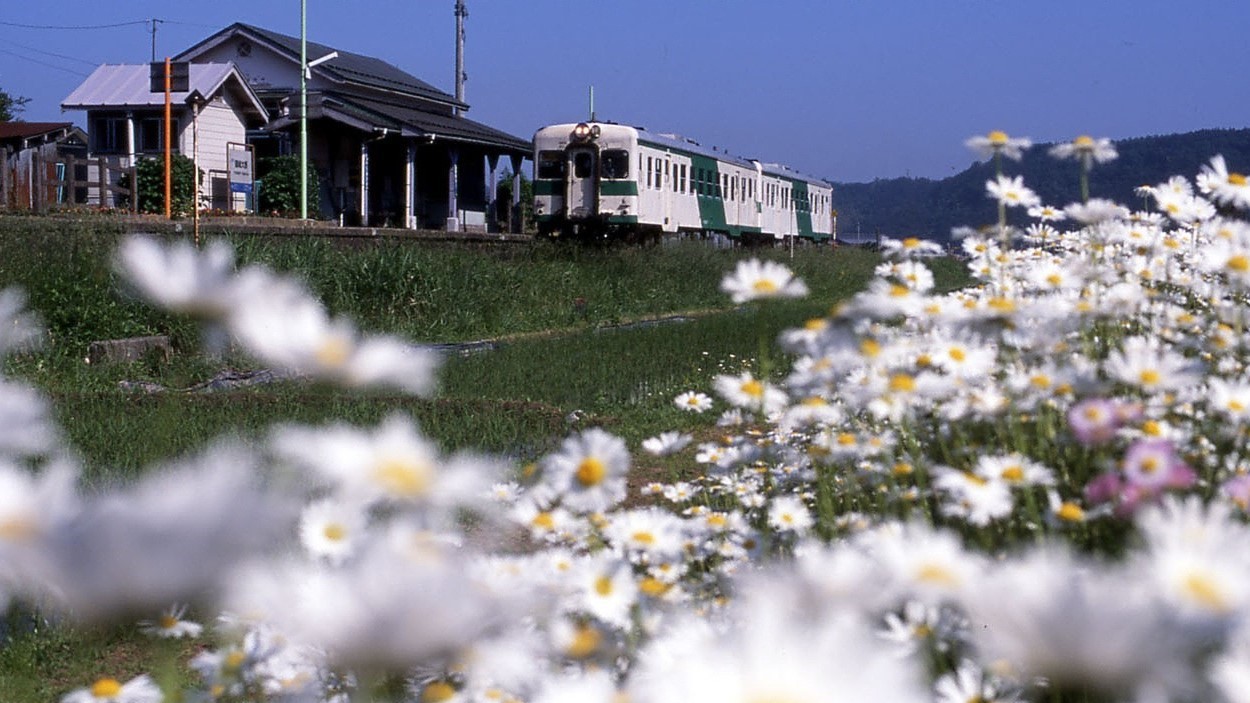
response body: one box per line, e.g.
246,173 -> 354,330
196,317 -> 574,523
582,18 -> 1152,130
831,128 -> 1250,243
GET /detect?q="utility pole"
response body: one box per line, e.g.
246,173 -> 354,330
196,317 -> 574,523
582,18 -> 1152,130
300,0 -> 308,220
150,19 -> 162,62
453,0 -> 466,116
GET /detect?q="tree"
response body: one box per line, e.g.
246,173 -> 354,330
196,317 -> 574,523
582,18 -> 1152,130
0,87 -> 31,122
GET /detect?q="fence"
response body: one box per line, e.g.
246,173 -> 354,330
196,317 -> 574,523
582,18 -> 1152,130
1,150 -> 136,213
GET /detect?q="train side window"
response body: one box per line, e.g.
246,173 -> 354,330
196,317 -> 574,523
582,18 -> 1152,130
601,149 -> 630,179
537,151 -> 565,180
654,159 -> 663,190
680,164 -> 687,193
646,157 -> 653,188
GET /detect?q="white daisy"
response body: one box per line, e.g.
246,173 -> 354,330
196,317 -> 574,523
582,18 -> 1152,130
641,431 -> 692,456
719,259 -> 808,304
539,428 -> 630,514
61,674 -> 163,703
673,390 -> 713,413
965,130 -> 1032,161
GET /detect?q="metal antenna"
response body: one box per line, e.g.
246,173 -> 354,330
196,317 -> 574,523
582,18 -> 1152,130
589,85 -> 595,122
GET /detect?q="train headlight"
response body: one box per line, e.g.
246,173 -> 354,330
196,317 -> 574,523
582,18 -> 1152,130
571,123 -> 599,142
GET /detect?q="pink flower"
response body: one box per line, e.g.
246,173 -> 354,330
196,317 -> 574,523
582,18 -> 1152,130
1068,398 -> 1140,446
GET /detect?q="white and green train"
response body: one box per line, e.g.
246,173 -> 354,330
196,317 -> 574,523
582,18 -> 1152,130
532,121 -> 834,243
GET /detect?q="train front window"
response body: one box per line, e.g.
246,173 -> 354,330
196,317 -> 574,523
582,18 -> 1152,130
573,152 -> 594,178
601,150 -> 630,179
537,151 -> 565,180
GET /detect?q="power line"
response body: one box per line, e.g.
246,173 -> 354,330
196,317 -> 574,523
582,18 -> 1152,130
0,37 -> 101,67
0,47 -> 89,76
0,19 -> 149,30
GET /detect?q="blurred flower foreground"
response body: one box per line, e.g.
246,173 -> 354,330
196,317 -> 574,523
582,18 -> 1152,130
9,139 -> 1250,703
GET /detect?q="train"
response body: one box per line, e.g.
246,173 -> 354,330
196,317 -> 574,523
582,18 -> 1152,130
532,121 -> 834,243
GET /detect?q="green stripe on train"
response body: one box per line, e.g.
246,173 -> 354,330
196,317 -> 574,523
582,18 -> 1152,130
599,181 -> 639,196
534,180 -> 560,196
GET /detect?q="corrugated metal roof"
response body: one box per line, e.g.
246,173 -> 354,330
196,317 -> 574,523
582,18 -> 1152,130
61,63 -> 265,119
176,23 -> 465,111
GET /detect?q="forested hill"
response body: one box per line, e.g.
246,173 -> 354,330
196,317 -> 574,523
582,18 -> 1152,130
831,128 -> 1250,243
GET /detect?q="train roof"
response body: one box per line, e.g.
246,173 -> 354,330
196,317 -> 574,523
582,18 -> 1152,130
536,121 -> 830,189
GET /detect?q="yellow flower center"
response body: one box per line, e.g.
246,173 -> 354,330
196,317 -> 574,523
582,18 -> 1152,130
1140,457 -> 1161,475
224,650 -> 246,671
888,373 -> 916,393
594,575 -> 614,596
90,679 -> 125,699
1074,135 -> 1094,148
1227,254 -> 1250,272
1183,573 -> 1229,612
1138,369 -> 1162,387
566,623 -> 601,658
1045,273 -> 1063,286
314,335 -> 352,368
903,237 -> 921,248
892,462 -> 913,476
322,522 -> 347,542
860,338 -> 881,357
0,517 -> 37,542
373,457 -> 432,498
986,297 -> 1015,313
640,577 -> 670,597
1228,400 -> 1245,413
948,347 -> 966,362
915,563 -> 958,586
836,432 -> 857,446
531,511 -> 554,529
423,682 -> 458,703
889,283 -> 910,297
741,379 -> 765,398
753,279 -> 780,295
1030,374 -> 1051,389
1056,502 -> 1085,522
804,317 -> 827,331
1001,466 -> 1025,482
1230,172 -> 1247,186
159,614 -> 179,629
576,457 -> 607,487
988,130 -> 1008,145
1142,420 -> 1163,436
631,531 -> 656,545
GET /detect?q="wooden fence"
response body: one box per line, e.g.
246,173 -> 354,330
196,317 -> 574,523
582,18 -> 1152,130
1,150 -> 136,213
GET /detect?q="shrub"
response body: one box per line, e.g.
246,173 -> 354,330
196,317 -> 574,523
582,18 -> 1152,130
119,155 -> 202,217
257,155 -> 321,218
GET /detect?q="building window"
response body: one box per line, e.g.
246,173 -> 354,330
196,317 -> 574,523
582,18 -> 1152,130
679,164 -> 687,193
92,115 -> 127,154
136,116 -> 169,154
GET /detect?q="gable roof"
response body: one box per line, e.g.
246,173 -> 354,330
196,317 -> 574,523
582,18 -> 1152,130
61,63 -> 267,122
174,23 -> 466,111
0,121 -> 75,141
266,90 -> 530,156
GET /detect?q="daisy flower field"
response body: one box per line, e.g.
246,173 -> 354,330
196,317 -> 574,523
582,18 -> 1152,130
3,139 -> 1250,703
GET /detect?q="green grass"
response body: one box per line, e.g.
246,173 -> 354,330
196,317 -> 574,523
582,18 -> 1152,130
0,215 -> 972,700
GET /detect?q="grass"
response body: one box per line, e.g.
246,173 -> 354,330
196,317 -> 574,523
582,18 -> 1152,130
0,216 -> 972,700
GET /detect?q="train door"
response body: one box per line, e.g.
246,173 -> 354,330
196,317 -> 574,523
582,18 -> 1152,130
662,155 -> 673,231
566,148 -> 597,218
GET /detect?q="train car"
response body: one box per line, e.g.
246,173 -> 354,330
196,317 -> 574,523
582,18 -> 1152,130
532,121 -> 834,243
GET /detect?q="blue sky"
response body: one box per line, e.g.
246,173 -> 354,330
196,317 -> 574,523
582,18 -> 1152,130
2,1 -> 1247,183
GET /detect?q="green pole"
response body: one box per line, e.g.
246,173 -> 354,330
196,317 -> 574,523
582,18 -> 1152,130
300,0 -> 307,220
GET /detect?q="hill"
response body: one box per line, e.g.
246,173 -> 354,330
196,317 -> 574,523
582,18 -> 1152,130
831,128 -> 1250,242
